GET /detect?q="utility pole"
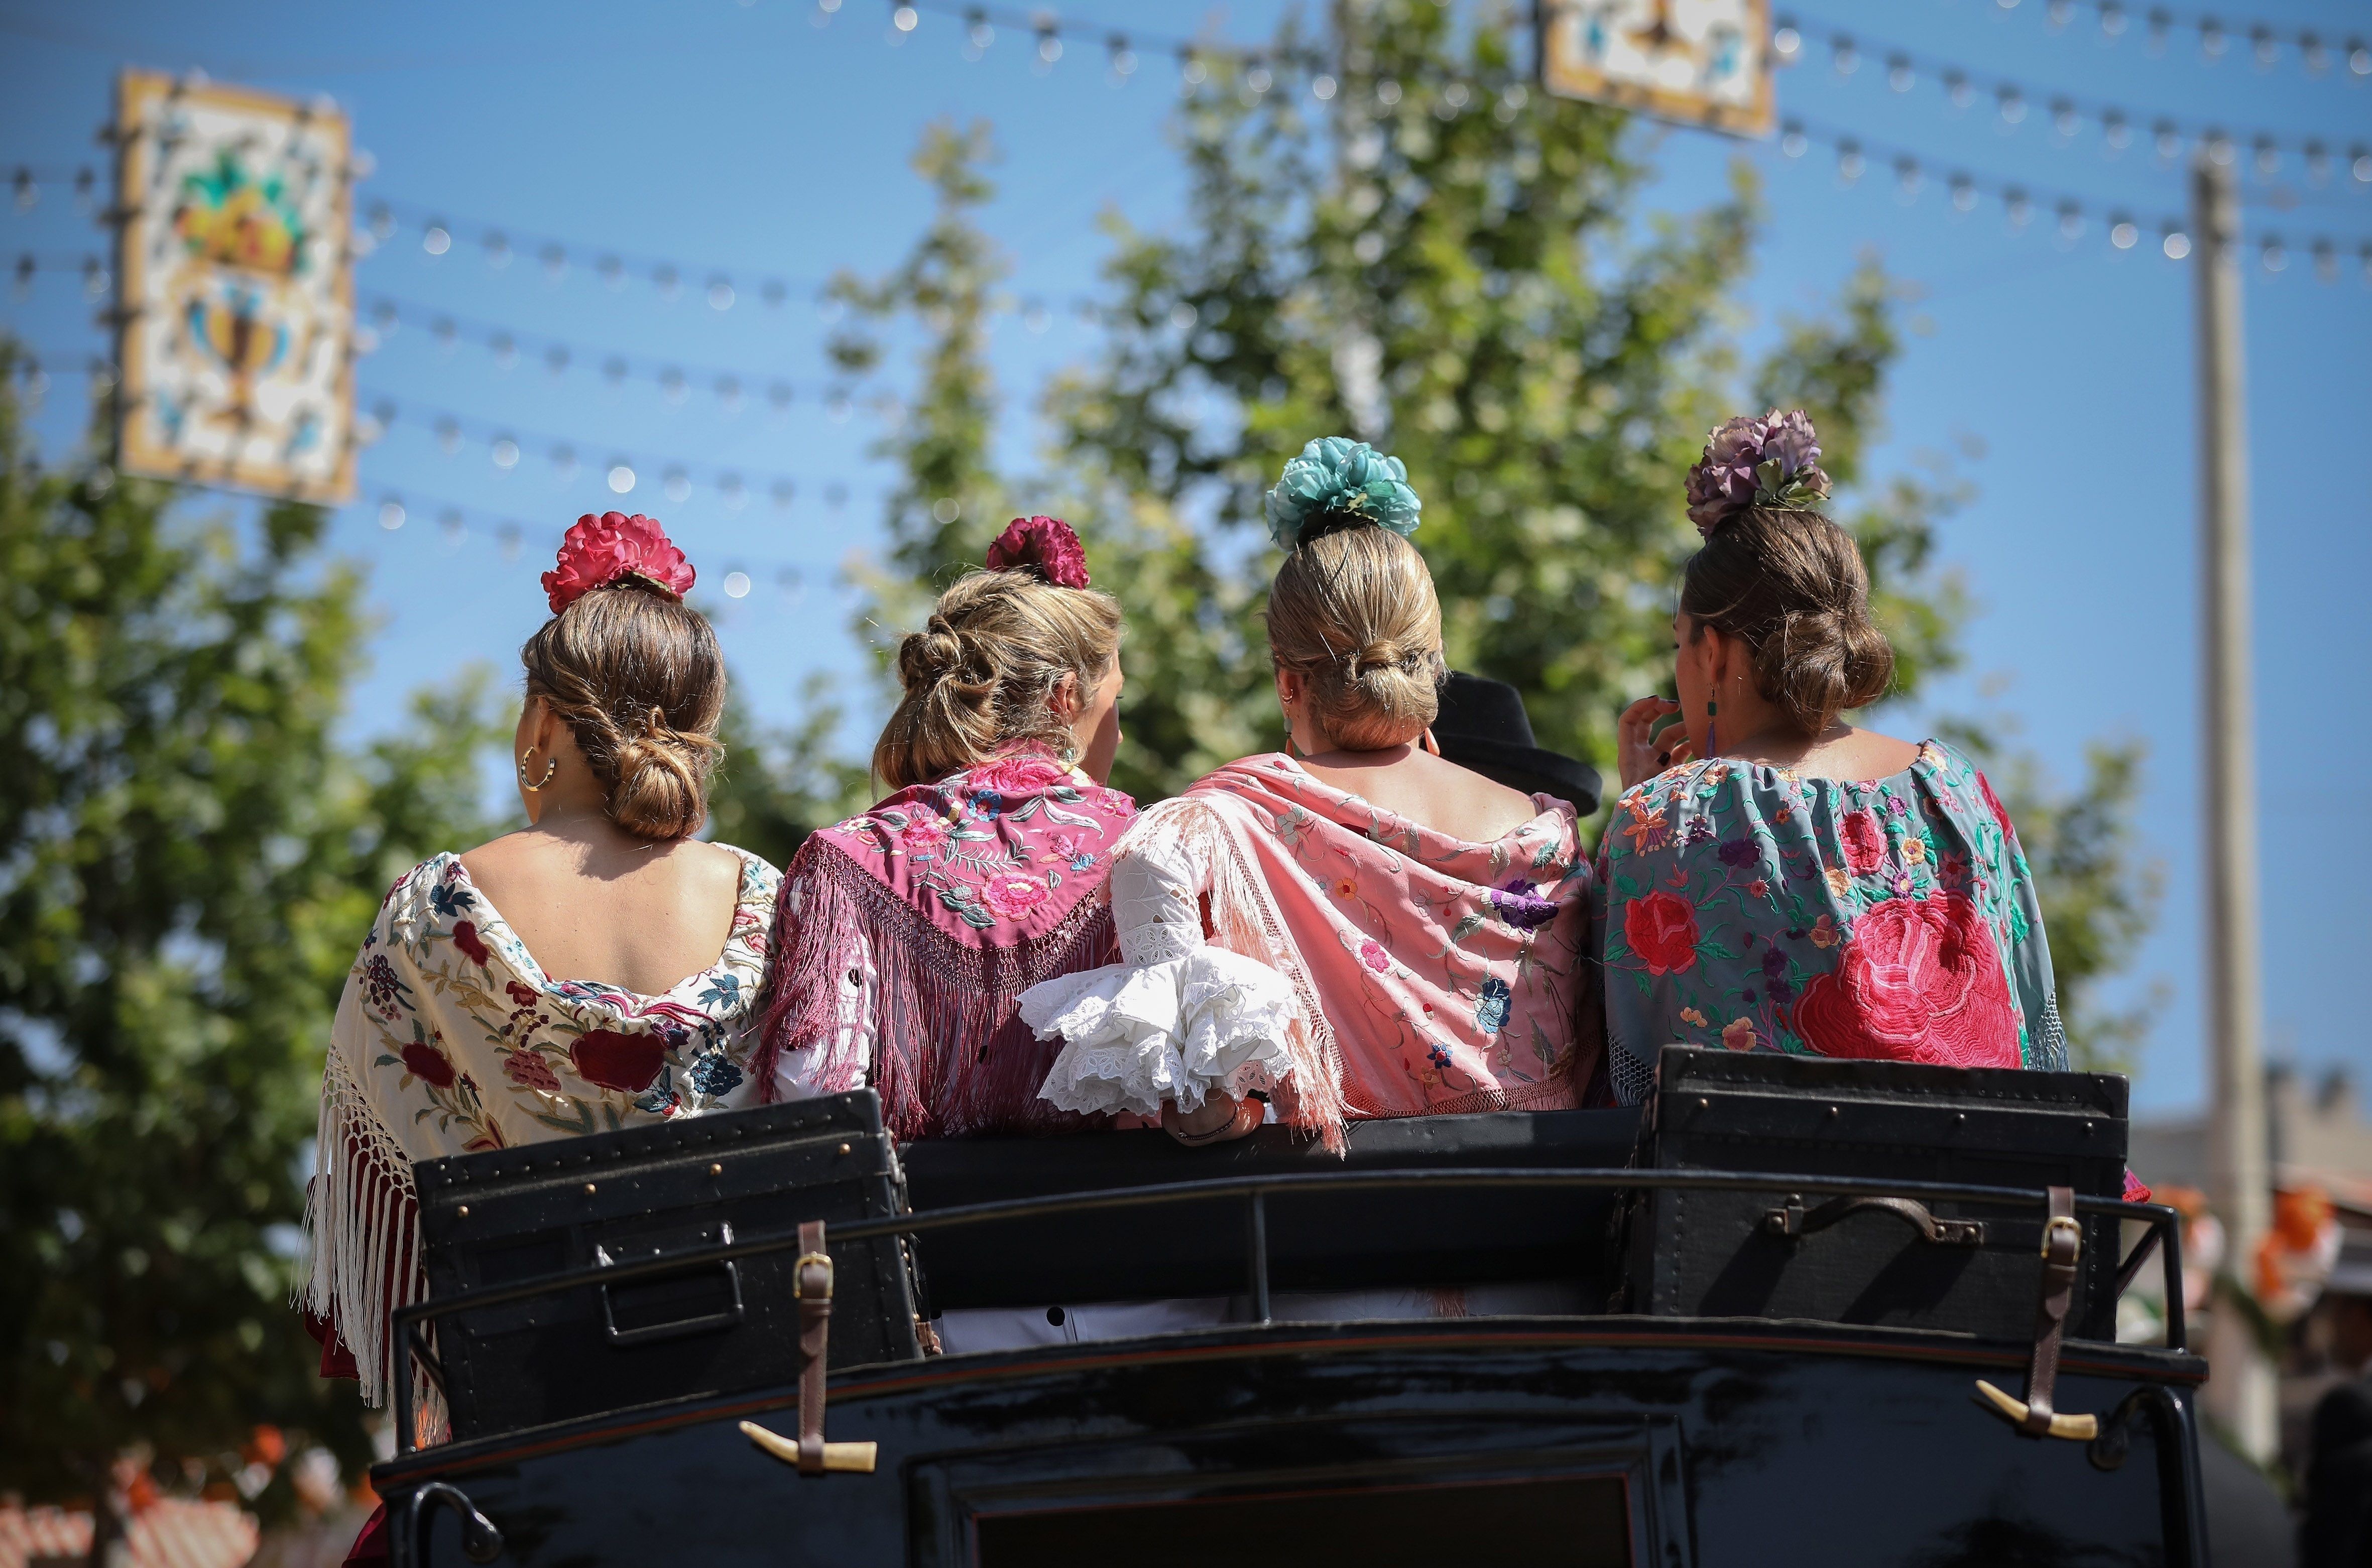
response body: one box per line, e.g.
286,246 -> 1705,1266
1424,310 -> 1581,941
2192,147 -> 2275,1463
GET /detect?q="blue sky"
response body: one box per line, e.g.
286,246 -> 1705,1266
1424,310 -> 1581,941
3,0 -> 2367,1115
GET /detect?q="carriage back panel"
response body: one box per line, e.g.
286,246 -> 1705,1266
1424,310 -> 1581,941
1618,1047 -> 2129,1341
416,1091 -> 920,1441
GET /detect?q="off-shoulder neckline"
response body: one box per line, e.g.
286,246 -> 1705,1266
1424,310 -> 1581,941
421,846 -> 773,1006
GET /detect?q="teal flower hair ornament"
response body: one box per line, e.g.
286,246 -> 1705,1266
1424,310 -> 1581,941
1262,436 -> 1423,552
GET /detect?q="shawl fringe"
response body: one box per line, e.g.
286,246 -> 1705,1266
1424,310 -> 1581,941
299,1040 -> 444,1436
755,837 -> 1119,1140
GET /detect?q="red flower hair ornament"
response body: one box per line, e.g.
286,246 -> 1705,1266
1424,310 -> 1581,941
541,512 -> 697,616
985,515 -> 1092,590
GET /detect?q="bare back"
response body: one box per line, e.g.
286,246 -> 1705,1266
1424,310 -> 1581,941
458,830 -> 745,995
1292,746 -> 1546,842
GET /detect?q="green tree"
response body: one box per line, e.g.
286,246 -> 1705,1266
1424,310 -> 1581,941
0,352 -> 502,1536
706,671 -> 873,869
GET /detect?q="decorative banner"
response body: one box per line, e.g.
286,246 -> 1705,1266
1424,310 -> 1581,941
115,71 -> 356,501
1539,0 -> 1775,137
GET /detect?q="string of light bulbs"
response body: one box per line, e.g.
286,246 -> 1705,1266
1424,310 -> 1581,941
360,484 -> 827,607
1777,114 -> 2372,281
354,292 -> 862,412
355,386 -> 854,513
1976,0 -> 2369,83
1777,13 -> 2372,184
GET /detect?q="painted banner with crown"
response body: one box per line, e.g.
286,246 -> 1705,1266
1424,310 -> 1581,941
114,72 -> 357,501
1536,0 -> 1774,138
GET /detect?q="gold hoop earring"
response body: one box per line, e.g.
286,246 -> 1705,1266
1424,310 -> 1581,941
518,751 -> 557,792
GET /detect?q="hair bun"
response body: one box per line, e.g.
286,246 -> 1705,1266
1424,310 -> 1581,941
1264,437 -> 1422,552
985,516 -> 1092,589
1684,410 -> 1832,538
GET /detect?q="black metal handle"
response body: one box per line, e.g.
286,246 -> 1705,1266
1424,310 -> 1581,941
1765,1194 -> 1985,1246
403,1481 -> 503,1566
594,1224 -> 748,1347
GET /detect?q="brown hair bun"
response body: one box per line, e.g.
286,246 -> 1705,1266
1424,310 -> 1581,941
519,577 -> 726,839
1679,506 -> 1894,738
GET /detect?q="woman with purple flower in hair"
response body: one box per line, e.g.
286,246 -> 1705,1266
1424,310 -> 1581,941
1597,412 -> 2099,1131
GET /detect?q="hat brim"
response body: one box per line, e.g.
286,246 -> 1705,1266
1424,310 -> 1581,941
1436,736 -> 1603,817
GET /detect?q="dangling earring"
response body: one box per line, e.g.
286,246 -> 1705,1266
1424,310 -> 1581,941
1058,740 -> 1080,768
1705,697 -> 1719,759
1279,694 -> 1299,759
518,750 -> 557,791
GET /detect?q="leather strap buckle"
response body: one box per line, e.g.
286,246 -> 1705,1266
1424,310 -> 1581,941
792,1250 -> 834,1303
1974,1185 -> 2099,1442
2041,1215 -> 2082,1266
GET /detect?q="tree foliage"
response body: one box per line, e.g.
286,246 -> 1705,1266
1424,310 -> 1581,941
0,352 -> 503,1514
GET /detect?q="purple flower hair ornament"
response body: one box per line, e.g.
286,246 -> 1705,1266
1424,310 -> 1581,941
1684,409 -> 1833,537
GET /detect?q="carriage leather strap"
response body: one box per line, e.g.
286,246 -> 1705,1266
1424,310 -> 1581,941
2018,1185 -> 2082,1436
792,1221 -> 833,1474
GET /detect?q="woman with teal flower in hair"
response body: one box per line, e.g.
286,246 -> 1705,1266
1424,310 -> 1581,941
1021,438 -> 1603,1176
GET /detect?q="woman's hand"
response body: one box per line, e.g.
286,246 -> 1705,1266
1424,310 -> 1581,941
1617,697 -> 1691,791
1162,1094 -> 1263,1147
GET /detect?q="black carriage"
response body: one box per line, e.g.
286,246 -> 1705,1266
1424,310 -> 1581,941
376,1051 -> 2201,1567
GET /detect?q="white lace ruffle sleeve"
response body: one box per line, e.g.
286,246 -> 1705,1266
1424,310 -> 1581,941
1018,800 -> 1300,1118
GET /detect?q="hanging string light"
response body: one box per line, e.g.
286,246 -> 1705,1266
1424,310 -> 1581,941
355,293 -> 853,411
1781,12 -> 2366,178
1972,0 -> 2367,82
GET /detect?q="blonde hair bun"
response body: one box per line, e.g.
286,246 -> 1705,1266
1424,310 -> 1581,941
1267,524 -> 1446,752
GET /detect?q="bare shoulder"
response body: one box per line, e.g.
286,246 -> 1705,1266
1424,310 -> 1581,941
1421,752 -> 1544,840
1805,727 -> 1924,784
457,829 -> 546,888
670,838 -> 752,900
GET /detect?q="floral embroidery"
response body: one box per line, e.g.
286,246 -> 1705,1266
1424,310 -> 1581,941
834,751 -> 1131,936
451,920 -> 492,968
1358,939 -> 1392,973
337,848 -> 779,1154
1596,742 -> 2061,1098
1623,891 -> 1700,977
1488,878 -> 1559,930
1475,976 -> 1513,1034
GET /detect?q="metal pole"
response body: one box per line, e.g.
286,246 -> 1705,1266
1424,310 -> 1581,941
2192,148 -> 2275,1463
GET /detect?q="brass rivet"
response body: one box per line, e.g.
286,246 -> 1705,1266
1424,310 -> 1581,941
1955,1113 -> 1967,1125
1826,1105 -> 1840,1118
456,1205 -> 469,1218
1695,1097 -> 1709,1111
710,1163 -> 724,1176
838,1142 -> 852,1156
583,1182 -> 597,1195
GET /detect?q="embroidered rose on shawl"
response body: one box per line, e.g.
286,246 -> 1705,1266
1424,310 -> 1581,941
1475,976 -> 1513,1034
401,1038 -> 457,1088
503,1050 -> 562,1092
967,790 -> 1006,822
897,812 -> 952,855
980,872 -> 1052,921
570,1028 -> 668,1093
1722,1017 -> 1758,1051
1716,837 -> 1757,867
1839,809 -> 1887,875
1789,893 -> 2021,1069
451,920 -> 492,968
1358,939 -> 1392,973
969,754 -> 1071,796
1623,891 -> 1700,977
1488,878 -> 1559,930
505,980 -> 539,1009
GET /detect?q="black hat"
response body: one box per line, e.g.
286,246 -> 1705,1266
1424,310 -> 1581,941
1431,671 -> 1602,818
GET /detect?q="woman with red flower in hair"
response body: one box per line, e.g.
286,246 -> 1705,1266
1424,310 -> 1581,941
753,516 -> 1138,1144
300,514 -> 782,1523
1598,413 -> 2073,1105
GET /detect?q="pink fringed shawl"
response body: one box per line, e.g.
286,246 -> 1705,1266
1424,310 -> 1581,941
1184,754 -> 1596,1141
754,751 -> 1138,1139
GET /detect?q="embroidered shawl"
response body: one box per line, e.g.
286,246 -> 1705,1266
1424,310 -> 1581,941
1180,754 -> 1597,1145
754,750 -> 1138,1139
303,849 -> 779,1411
